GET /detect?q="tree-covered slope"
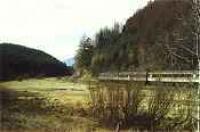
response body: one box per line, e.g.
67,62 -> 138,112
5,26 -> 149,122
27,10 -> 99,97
0,43 -> 70,80
122,0 -> 194,70
76,0 -> 196,75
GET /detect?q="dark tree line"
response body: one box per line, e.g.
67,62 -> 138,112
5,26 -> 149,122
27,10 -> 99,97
0,43 -> 70,81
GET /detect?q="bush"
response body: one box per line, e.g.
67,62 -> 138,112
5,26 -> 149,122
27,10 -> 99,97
87,82 -> 194,131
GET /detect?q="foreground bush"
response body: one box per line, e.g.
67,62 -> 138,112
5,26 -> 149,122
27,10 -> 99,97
88,81 -> 195,131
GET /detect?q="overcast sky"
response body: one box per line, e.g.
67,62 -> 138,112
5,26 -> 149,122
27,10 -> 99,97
0,0 -> 150,61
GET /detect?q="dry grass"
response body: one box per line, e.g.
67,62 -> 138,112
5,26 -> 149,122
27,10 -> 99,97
0,78 -> 196,131
0,77 -> 110,132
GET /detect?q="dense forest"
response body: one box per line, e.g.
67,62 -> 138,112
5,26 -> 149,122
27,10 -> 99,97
76,0 -> 196,75
0,43 -> 70,80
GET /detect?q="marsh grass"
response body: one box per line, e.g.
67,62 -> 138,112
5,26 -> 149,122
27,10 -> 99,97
0,78 -> 106,132
88,81 -> 196,131
0,77 -> 197,131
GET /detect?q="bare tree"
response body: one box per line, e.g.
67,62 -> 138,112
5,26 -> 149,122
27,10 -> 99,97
171,0 -> 200,131
192,0 -> 200,131
156,0 -> 200,131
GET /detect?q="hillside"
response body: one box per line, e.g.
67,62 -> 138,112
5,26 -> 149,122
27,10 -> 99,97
123,0 -> 194,70
76,0 -> 196,74
0,43 -> 70,80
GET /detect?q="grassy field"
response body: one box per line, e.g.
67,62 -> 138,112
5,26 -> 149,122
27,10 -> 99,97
0,77 -> 109,132
0,77 -> 196,131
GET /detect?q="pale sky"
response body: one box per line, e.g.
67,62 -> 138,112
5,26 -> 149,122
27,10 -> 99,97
0,0 -> 150,61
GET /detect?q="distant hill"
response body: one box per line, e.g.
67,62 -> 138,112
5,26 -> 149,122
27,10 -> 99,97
0,43 -> 70,81
64,57 -> 75,67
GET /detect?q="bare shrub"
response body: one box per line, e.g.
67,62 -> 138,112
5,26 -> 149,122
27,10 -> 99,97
88,81 -> 144,128
143,86 -> 174,130
88,81 -> 195,131
167,84 -> 196,131
121,83 -> 144,127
